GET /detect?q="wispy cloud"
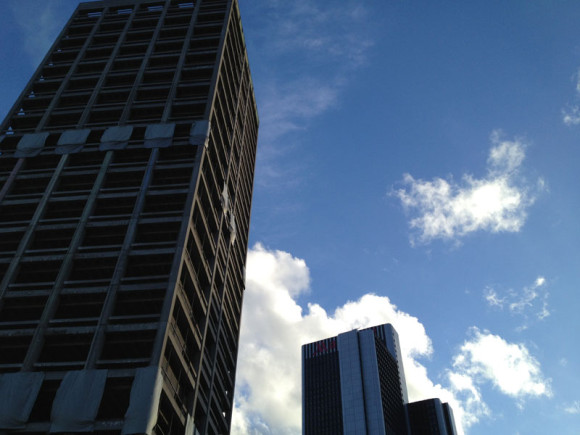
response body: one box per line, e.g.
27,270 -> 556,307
484,276 -> 551,329
564,401 -> 580,414
449,328 -> 552,409
258,79 -> 339,144
244,1 -> 374,185
562,68 -> 580,126
393,131 -> 542,244
9,1 -> 73,66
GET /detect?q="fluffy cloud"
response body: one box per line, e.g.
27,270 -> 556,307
484,276 -> 550,328
233,245 -> 552,434
393,131 -> 539,244
233,244 -> 474,434
450,328 -> 552,405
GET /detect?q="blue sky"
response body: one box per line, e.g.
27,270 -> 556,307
1,1 -> 580,434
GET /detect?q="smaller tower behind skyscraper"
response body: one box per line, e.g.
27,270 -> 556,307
407,398 -> 458,435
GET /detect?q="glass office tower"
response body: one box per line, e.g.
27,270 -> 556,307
302,324 -> 458,435
302,324 -> 409,435
0,0 -> 258,433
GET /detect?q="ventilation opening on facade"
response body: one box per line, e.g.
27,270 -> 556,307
136,85 -> 171,103
97,376 -> 133,419
163,14 -> 190,27
111,288 -> 165,324
81,224 -> 128,249
151,166 -> 192,189
0,230 -> 25,257
142,69 -> 176,86
112,147 -> 152,165
37,333 -> 93,365
194,24 -> 222,37
29,379 -> 62,422
27,227 -> 75,253
100,330 -> 156,362
170,102 -> 205,120
96,90 -> 131,105
92,195 -> 137,219
68,256 -> 118,286
134,221 -> 181,247
111,57 -> 142,73
142,192 -> 187,216
88,107 -> 125,125
51,292 -> 106,326
76,60 -> 108,76
158,142 -> 197,163
128,104 -> 165,122
0,335 -> 32,365
176,83 -> 210,100
57,92 -> 93,109
104,72 -> 138,89
53,172 -> 98,195
189,36 -> 220,51
197,12 -> 224,25
66,75 -> 100,92
67,148 -> 106,167
12,259 -> 62,286
102,169 -> 145,192
153,40 -> 182,55
43,198 -> 87,222
125,30 -> 155,43
125,252 -> 174,279
119,42 -> 149,57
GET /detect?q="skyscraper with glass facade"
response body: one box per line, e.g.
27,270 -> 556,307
302,324 -> 458,435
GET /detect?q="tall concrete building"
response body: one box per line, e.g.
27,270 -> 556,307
0,0 -> 258,433
302,324 -> 458,435
302,324 -> 410,435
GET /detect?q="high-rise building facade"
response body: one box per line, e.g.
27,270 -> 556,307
302,324 -> 458,435
0,0 -> 258,433
302,324 -> 410,435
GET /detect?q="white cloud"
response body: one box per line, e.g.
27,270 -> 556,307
562,106 -> 580,126
233,244 -> 484,435
484,287 -> 506,308
258,79 -> 339,144
450,328 -> 552,404
483,276 -> 551,326
564,401 -> 580,414
394,131 -> 539,244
